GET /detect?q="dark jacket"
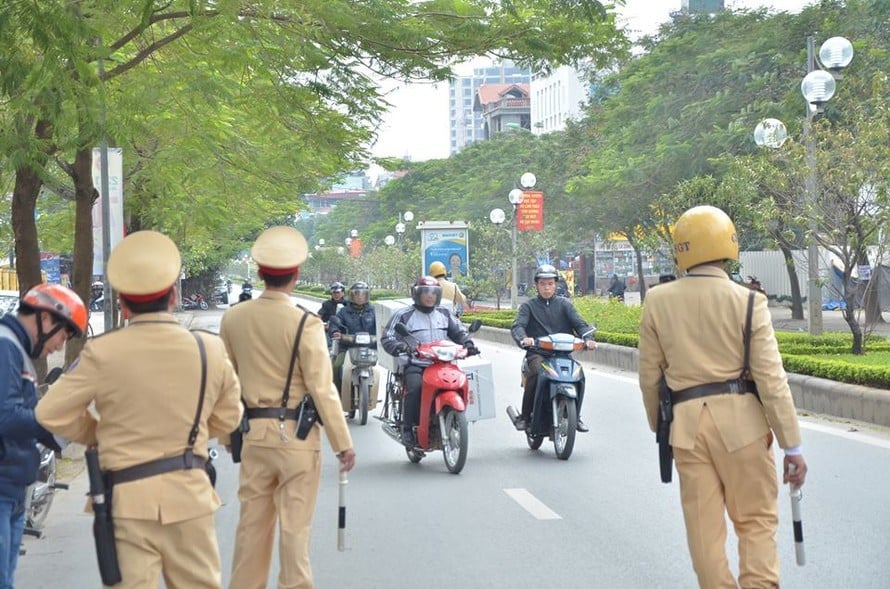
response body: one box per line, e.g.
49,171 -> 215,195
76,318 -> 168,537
510,295 -> 594,354
330,303 -> 377,349
319,298 -> 346,323
0,315 -> 48,501
381,305 -> 471,357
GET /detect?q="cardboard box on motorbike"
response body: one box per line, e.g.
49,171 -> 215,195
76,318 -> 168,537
375,299 -> 496,422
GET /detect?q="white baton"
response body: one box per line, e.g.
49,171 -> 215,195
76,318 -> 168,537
789,464 -> 805,566
337,469 -> 347,552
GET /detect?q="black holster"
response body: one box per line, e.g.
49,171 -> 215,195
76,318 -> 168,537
295,396 -> 323,440
229,413 -> 250,464
85,448 -> 122,586
656,379 -> 674,484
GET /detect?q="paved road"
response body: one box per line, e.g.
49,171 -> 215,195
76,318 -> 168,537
18,301 -> 890,588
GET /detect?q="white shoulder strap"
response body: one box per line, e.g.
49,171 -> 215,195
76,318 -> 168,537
0,323 -> 37,381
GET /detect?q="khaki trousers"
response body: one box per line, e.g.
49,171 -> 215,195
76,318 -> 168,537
110,514 -> 221,589
674,406 -> 780,589
229,444 -> 321,589
339,352 -> 382,412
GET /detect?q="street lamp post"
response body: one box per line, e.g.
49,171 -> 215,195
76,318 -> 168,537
755,36 -> 852,336
489,208 -> 507,308
395,210 -> 413,247
800,35 -> 854,335
507,172 -> 536,309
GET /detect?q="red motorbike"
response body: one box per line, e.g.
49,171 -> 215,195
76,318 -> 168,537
379,320 -> 481,474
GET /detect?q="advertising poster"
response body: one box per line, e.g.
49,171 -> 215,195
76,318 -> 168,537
40,253 -> 61,284
91,147 -> 125,276
419,221 -> 469,278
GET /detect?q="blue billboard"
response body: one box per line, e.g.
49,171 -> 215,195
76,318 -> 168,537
419,221 -> 469,278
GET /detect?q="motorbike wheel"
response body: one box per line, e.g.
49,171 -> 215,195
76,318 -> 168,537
359,380 -> 370,425
526,429 -> 544,450
440,407 -> 468,474
199,300 -> 209,310
27,452 -> 57,530
553,397 -> 578,460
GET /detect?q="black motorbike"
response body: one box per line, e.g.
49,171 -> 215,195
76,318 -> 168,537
238,282 -> 253,303
507,328 -> 595,461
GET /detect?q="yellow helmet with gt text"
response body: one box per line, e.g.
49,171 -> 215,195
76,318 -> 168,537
672,205 -> 739,272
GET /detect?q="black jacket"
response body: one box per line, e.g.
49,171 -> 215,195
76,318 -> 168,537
510,295 -> 594,352
329,303 -> 377,349
319,298 -> 346,323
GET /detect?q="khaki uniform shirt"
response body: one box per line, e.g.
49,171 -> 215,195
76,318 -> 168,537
219,291 -> 352,453
638,265 -> 801,453
437,278 -> 466,313
36,313 -> 243,523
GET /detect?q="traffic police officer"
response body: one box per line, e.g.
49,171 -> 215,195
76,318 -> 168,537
219,226 -> 355,589
638,206 -> 808,588
429,261 -> 467,316
37,230 -> 243,588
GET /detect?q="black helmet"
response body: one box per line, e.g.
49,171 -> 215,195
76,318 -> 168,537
412,276 -> 442,309
329,281 -> 345,294
348,281 -> 370,304
534,264 -> 559,282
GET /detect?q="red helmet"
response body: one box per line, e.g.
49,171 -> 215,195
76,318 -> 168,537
20,284 -> 88,337
412,276 -> 442,309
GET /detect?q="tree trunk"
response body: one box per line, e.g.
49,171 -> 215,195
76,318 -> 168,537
862,261 -> 884,325
633,244 -> 647,302
778,243 -> 804,320
65,148 -> 99,365
842,271 -> 863,354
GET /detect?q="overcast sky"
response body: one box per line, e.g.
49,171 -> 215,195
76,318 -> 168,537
369,0 -> 813,163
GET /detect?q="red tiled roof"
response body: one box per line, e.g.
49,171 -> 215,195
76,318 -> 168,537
475,83 -> 530,105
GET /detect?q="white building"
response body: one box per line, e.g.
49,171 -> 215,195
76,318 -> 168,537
530,65 -> 590,135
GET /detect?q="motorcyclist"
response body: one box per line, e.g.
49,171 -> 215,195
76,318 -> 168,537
238,281 -> 253,303
510,264 -> 596,432
318,281 -> 346,324
607,274 -> 626,300
329,282 -> 377,404
1,284 -> 87,587
381,276 -> 478,447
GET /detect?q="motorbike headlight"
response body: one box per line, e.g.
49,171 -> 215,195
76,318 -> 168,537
355,333 -> 371,345
433,346 -> 457,362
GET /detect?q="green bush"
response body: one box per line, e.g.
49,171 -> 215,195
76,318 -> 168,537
462,298 -> 890,387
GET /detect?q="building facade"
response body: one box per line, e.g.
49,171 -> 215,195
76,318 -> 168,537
448,61 -> 529,154
530,66 -> 590,135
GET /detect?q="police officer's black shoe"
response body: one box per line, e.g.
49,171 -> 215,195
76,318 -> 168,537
576,419 -> 589,433
514,417 -> 528,431
401,429 -> 417,447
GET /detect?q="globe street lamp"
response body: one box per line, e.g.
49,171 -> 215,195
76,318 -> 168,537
384,235 -> 395,246
801,35 -> 854,335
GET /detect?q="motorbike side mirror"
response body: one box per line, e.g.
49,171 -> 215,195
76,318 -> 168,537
581,326 -> 597,339
467,319 -> 482,334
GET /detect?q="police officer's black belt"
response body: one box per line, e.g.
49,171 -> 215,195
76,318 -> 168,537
106,451 -> 207,487
672,378 -> 759,405
245,407 -> 299,420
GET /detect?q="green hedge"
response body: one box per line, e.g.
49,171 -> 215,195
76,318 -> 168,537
462,300 -> 890,388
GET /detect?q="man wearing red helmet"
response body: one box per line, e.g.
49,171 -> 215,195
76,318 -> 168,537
0,283 -> 86,587
380,276 -> 477,447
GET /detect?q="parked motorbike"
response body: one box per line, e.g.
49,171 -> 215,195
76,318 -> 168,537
506,328 -> 595,461
338,331 -> 379,425
24,367 -> 68,540
182,293 -> 209,310
378,320 -> 481,474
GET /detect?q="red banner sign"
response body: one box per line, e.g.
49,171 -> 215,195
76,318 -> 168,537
517,191 -> 544,231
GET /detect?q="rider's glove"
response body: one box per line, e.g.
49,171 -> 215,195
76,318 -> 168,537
463,340 -> 479,356
394,342 -> 410,355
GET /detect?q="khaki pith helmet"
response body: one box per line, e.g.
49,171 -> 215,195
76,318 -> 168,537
108,231 -> 181,298
672,205 -> 739,271
429,261 -> 447,278
251,226 -> 308,273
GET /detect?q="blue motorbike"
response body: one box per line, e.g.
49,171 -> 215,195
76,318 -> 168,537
507,329 -> 594,460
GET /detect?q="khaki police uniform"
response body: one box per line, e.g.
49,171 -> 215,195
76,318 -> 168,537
219,226 -> 353,589
639,264 -> 802,588
436,277 -> 466,314
36,231 -> 243,589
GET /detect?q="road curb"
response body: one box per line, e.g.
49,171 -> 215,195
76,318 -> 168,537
474,326 -> 890,428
